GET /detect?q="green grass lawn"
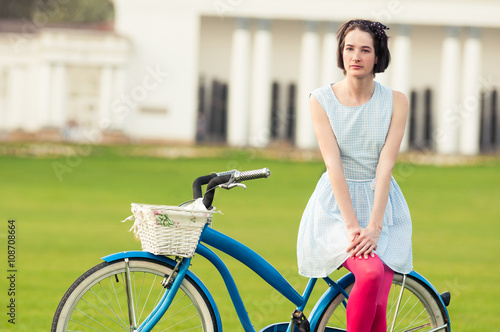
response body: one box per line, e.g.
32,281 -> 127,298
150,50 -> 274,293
0,144 -> 499,331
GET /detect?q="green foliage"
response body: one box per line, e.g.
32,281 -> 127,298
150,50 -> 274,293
36,0 -> 114,23
0,0 -> 114,23
0,144 -> 499,331
0,0 -> 36,19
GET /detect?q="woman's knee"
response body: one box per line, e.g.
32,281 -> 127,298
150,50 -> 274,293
361,264 -> 384,284
345,256 -> 385,284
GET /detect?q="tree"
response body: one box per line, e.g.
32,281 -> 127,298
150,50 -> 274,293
0,0 -> 36,19
0,0 -> 114,22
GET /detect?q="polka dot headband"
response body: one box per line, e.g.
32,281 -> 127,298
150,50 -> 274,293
348,20 -> 389,40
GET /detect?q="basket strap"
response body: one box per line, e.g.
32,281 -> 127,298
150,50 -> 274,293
121,215 -> 135,223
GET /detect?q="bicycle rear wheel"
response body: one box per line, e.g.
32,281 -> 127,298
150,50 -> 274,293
315,273 -> 449,332
52,258 -> 217,331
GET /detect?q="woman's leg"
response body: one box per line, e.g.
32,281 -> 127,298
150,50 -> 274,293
371,263 -> 395,332
342,256 -> 386,332
342,256 -> 394,331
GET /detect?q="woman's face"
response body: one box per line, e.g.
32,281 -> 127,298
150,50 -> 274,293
342,28 -> 377,78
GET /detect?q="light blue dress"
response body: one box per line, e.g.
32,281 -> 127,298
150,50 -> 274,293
297,81 -> 413,278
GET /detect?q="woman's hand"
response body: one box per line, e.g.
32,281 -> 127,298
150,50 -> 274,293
345,224 -> 361,257
346,225 -> 381,259
346,225 -> 361,245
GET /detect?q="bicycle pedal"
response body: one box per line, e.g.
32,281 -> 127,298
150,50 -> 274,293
291,309 -> 310,332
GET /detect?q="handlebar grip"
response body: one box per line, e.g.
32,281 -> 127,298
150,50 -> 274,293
234,168 -> 271,182
192,174 -> 217,199
202,174 -> 232,209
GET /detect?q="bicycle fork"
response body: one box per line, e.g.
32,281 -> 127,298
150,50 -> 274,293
124,256 -> 192,332
124,258 -> 138,331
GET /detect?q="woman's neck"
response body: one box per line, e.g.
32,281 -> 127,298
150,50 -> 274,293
335,76 -> 375,107
345,75 -> 374,96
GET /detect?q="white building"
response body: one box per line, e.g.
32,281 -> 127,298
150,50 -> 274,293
1,0 -> 499,154
0,19 -> 131,143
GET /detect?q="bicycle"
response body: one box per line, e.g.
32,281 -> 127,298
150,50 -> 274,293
52,168 -> 451,332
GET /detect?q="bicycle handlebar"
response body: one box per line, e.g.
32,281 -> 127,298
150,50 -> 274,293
233,168 -> 271,182
192,168 -> 271,209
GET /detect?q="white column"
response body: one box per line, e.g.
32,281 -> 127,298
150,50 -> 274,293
296,21 -> 320,149
436,27 -> 461,154
227,18 -> 251,147
99,65 -> 114,130
112,66 -> 127,129
0,68 -> 7,132
6,66 -> 24,130
391,25 -> 412,152
459,27 -> 482,155
249,19 -> 272,148
37,62 -> 52,128
321,22 -> 341,86
51,63 -> 67,128
25,63 -> 39,132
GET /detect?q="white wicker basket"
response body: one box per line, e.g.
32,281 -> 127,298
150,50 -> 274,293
126,200 -> 213,257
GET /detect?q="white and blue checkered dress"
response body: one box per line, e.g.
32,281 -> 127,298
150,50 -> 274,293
297,81 -> 413,277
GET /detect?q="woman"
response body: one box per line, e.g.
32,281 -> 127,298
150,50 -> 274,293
297,19 -> 412,332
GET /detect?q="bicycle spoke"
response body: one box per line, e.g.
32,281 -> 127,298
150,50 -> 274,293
137,273 -> 160,322
403,323 -> 432,332
387,283 -> 398,319
391,292 -> 415,331
133,271 -> 145,323
79,296 -> 128,330
71,307 -> 116,332
160,325 -> 203,332
391,289 -> 435,332
53,259 -> 218,331
316,274 -> 447,332
393,304 -> 426,331
326,304 -> 347,329
110,272 -> 127,324
159,299 -> 194,322
161,313 -> 201,331
87,283 -> 128,327
97,279 -> 127,327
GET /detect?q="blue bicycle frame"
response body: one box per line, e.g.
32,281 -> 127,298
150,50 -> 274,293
103,224 -> 451,332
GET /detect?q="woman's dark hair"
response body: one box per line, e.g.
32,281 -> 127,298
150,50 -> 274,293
337,19 -> 391,76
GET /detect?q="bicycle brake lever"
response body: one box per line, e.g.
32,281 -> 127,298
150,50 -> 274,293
219,182 -> 247,190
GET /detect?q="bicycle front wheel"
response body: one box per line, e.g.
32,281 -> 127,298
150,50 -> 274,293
315,273 -> 449,332
52,258 -> 218,331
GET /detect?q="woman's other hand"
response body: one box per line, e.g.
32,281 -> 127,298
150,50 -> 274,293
346,225 -> 381,259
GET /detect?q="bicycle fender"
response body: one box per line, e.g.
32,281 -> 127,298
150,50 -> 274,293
308,273 -> 355,331
409,270 -> 451,328
102,251 -> 223,332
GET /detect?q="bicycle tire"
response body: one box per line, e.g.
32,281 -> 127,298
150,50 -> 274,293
315,273 -> 449,332
52,258 -> 218,331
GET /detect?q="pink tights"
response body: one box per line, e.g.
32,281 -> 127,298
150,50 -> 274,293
342,255 -> 395,332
